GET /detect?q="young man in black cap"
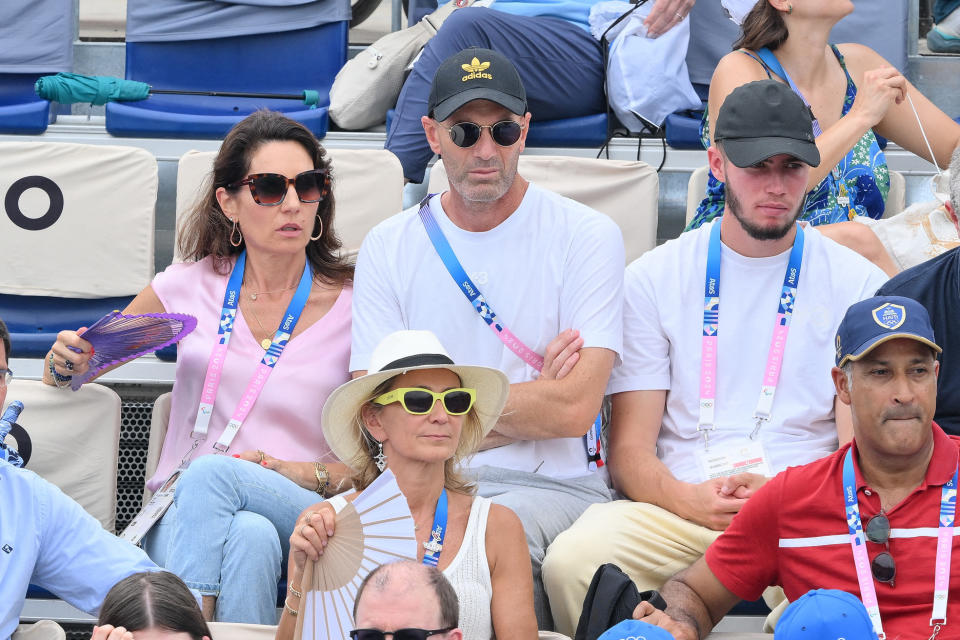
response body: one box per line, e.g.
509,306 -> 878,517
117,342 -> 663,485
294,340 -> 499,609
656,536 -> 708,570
350,48 -> 624,629
633,295 -> 959,640
542,79 -> 889,636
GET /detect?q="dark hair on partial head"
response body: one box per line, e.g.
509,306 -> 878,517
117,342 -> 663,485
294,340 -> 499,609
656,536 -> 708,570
353,561 -> 458,629
98,572 -> 211,640
178,109 -> 353,286
734,1 -> 789,52
0,317 -> 9,359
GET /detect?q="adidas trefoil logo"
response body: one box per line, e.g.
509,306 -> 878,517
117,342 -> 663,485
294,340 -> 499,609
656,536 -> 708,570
461,57 -> 492,82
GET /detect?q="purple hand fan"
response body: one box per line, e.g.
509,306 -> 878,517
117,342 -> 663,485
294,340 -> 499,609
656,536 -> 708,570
70,311 -> 197,390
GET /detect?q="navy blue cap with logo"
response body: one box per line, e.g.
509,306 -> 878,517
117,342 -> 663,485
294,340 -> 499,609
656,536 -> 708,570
835,296 -> 941,368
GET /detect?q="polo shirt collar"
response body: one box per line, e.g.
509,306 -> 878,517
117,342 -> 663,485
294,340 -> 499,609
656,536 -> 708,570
850,422 -> 958,491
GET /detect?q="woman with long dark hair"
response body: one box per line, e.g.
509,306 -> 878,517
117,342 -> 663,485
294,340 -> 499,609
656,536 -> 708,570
45,110 -> 355,624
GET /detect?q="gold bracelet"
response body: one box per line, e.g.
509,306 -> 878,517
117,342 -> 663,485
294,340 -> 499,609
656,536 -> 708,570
284,597 -> 299,616
289,585 -> 303,599
314,461 -> 329,496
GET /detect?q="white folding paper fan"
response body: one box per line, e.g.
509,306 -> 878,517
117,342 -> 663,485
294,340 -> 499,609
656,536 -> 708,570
294,469 -> 417,640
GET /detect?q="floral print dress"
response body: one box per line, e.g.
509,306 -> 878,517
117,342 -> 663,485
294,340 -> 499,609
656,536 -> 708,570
688,45 -> 890,230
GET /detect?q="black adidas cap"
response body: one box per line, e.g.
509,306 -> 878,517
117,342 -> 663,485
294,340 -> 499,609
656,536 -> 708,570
428,48 -> 527,122
714,79 -> 821,168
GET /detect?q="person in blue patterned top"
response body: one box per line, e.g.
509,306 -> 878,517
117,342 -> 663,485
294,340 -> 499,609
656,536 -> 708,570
689,0 -> 960,235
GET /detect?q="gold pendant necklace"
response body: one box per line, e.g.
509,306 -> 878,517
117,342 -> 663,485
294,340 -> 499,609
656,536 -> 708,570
247,282 -> 297,301
244,300 -> 280,351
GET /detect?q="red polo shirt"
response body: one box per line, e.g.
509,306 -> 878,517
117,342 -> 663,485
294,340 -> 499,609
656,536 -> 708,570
705,424 -> 960,638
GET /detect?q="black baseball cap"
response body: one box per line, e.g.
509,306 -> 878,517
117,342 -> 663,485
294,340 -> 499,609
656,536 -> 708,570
835,296 -> 941,367
428,47 -> 527,122
714,79 -> 821,168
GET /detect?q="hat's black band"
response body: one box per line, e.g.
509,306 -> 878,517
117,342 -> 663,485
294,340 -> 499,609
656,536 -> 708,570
380,353 -> 455,371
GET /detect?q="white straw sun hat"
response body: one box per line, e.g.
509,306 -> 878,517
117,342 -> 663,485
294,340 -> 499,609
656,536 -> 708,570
321,330 -> 509,469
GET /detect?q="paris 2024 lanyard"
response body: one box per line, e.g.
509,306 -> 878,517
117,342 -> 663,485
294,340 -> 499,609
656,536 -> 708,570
698,220 -> 804,449
842,449 -> 957,640
417,195 -> 604,470
120,251 -> 312,544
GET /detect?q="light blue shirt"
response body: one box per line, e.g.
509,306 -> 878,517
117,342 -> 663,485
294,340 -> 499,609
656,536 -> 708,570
0,460 -> 157,640
489,0 -> 597,30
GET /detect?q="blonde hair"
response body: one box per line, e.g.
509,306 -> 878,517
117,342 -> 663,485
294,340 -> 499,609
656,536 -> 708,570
347,374 -> 485,495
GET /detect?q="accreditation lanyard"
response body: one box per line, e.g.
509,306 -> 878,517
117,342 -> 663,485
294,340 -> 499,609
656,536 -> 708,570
755,47 -> 824,137
842,449 -> 958,640
698,221 -> 804,449
421,488 -> 449,567
190,250 -> 313,454
417,196 -> 605,470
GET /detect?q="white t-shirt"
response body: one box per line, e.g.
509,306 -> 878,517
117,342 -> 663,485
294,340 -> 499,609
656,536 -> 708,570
351,183 -> 625,479
609,220 -> 888,483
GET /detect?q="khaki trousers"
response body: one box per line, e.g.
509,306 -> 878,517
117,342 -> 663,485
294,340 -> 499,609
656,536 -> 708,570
542,500 -> 784,637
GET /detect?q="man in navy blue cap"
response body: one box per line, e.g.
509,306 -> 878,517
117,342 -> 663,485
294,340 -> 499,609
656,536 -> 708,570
632,295 -> 959,640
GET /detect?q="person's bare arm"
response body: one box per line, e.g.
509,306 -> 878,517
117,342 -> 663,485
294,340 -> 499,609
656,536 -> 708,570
608,390 -> 758,530
491,346 -> 615,441
487,504 -> 538,639
841,44 -> 960,170
633,559 -> 742,640
44,285 -> 166,385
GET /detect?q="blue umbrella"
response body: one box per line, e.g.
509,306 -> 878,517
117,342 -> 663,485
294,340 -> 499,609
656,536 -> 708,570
35,72 -> 321,107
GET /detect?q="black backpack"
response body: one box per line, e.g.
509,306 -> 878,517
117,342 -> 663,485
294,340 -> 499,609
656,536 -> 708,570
574,563 -> 668,640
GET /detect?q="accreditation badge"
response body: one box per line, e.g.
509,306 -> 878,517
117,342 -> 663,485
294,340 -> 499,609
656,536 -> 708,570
694,440 -> 771,481
118,468 -> 183,546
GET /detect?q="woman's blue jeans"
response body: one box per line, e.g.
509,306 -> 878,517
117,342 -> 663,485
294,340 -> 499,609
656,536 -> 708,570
142,455 -> 324,624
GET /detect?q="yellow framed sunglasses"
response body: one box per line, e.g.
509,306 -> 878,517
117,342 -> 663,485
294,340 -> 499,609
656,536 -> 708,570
373,387 -> 476,415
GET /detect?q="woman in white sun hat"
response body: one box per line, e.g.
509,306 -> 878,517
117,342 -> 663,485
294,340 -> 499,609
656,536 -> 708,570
277,330 -> 538,640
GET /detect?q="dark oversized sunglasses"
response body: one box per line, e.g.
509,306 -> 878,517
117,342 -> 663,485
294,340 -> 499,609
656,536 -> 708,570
349,627 -> 456,640
866,512 -> 896,585
439,120 -> 525,148
373,387 -> 476,415
228,168 -> 328,206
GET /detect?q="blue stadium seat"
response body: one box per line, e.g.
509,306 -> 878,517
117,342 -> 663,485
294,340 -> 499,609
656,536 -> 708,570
664,109 -> 705,150
0,294 -> 134,358
386,109 -> 609,148
0,73 -> 55,135
105,23 -> 348,139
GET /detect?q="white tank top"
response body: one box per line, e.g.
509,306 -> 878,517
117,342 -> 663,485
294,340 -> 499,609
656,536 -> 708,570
442,496 -> 493,639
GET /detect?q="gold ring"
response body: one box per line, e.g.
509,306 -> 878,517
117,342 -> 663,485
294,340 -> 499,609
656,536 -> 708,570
258,449 -> 265,463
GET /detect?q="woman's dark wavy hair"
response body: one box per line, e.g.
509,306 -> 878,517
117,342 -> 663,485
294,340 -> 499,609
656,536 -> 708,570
734,0 -> 789,52
98,572 -> 211,640
178,109 -> 353,285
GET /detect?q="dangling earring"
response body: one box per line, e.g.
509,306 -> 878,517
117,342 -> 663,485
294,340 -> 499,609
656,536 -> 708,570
787,3 -> 793,14
230,218 -> 243,247
374,440 -> 387,472
310,213 -> 323,241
